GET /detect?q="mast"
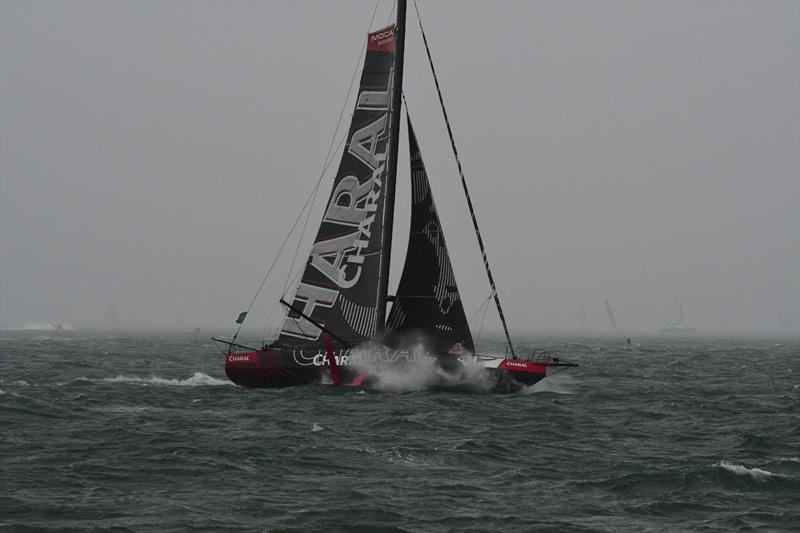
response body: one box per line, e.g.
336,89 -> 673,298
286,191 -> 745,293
376,0 -> 406,335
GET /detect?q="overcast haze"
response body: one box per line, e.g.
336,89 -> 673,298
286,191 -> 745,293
1,0 -> 798,336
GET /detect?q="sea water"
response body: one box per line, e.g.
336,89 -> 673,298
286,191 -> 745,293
1,330 -> 798,531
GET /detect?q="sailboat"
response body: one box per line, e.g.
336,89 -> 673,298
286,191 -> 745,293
660,294 -> 696,333
575,305 -> 588,331
215,0 -> 576,392
104,298 -> 120,328
605,299 -> 618,331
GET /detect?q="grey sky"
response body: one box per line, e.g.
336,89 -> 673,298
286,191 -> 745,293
1,0 -> 798,335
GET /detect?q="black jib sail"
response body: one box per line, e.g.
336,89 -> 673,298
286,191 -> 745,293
385,117 -> 475,355
276,24 -> 400,350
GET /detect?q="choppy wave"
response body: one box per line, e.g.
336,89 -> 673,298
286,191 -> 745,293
716,461 -> 786,480
0,379 -> 30,387
2,331 -> 798,532
99,372 -> 232,387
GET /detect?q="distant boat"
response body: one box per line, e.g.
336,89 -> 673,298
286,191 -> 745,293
575,305 -> 588,330
660,324 -> 696,333
605,299 -> 618,331
214,0 -> 576,392
104,299 -> 120,327
660,295 -> 696,333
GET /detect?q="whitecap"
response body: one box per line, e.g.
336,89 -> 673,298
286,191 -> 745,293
311,422 -> 324,432
101,372 -> 233,387
717,461 -> 785,480
0,380 -> 30,387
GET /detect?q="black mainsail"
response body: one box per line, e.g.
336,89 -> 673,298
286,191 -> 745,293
385,117 -> 475,355
276,24 -> 402,350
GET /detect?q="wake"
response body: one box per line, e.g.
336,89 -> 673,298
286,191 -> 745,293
97,372 -> 233,387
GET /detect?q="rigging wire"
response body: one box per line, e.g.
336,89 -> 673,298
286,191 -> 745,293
467,291 -> 494,324
475,294 -> 492,351
467,291 -> 494,352
412,0 -> 517,357
231,1 -> 382,343
259,303 -> 278,344
280,128 -> 349,297
230,179 -> 323,343
281,179 -> 321,296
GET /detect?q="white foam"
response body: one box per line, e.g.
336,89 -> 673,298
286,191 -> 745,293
355,355 -> 494,393
311,422 -> 324,432
101,372 -> 233,387
717,461 -> 785,480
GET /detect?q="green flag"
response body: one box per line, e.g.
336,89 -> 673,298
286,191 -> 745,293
235,311 -> 248,324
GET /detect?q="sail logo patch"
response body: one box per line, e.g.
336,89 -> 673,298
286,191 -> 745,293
293,346 -> 432,367
367,24 -> 396,52
226,353 -> 258,364
370,28 -> 394,45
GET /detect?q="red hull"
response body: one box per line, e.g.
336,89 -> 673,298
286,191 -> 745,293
225,348 -> 560,392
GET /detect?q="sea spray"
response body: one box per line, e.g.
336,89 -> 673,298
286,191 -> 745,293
350,341 -> 495,393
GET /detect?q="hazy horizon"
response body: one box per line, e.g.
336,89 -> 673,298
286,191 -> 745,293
2,1 -> 798,336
